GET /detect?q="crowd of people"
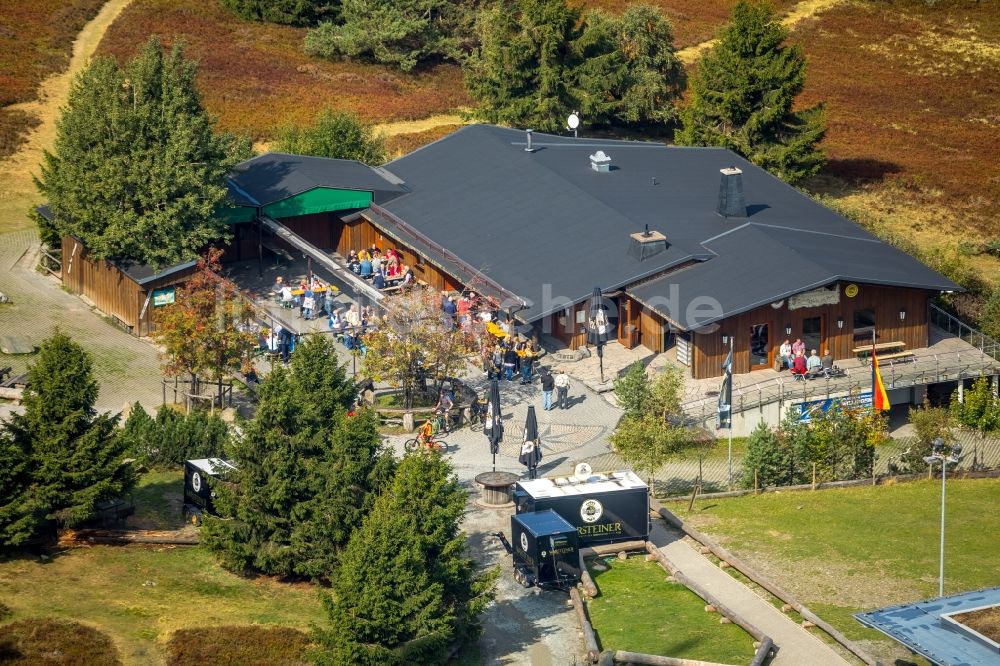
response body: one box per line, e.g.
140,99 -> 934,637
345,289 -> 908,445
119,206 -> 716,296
778,338 -> 836,379
346,246 -> 415,292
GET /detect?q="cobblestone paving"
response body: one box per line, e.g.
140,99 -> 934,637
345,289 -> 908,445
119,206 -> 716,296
0,230 -> 165,414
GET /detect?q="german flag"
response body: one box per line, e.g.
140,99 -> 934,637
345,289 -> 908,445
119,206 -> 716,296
872,343 -> 891,411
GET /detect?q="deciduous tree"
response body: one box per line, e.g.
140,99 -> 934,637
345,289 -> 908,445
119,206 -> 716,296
2,333 -> 135,544
276,109 -> 386,165
35,37 -> 250,266
675,0 -> 826,183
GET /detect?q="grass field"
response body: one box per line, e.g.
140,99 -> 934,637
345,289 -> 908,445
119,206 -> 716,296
129,469 -> 185,530
94,0 -> 471,142
586,556 -> 756,663
679,477 -> 1000,664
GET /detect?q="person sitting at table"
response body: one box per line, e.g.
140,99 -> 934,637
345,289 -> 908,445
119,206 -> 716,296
400,265 -> 414,288
347,250 -> 360,273
345,304 -> 361,330
792,337 -> 806,359
386,253 -> 400,276
359,256 -> 373,278
329,310 -> 344,336
779,338 -> 793,370
280,284 -> 294,308
357,247 -> 371,263
791,350 -> 808,378
271,276 -> 285,299
822,348 -> 834,371
373,266 -> 386,290
806,349 -> 823,376
371,252 -> 382,275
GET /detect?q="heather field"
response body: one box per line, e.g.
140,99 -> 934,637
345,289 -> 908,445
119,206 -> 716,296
0,0 -> 105,157
94,0 -> 471,141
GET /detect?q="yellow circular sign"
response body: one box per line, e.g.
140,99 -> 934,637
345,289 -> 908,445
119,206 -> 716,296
845,284 -> 859,298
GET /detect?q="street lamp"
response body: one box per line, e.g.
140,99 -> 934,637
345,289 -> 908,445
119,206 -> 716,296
923,438 -> 963,598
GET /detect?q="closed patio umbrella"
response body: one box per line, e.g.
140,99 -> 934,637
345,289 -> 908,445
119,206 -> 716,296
588,287 -> 609,382
519,406 -> 542,479
484,378 -> 503,471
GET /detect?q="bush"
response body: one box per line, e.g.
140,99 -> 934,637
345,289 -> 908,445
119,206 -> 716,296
951,377 -> 999,434
222,0 -> 337,26
740,421 -> 787,489
896,404 -> 954,473
276,108 -> 386,164
0,619 -> 121,665
978,283 -> 1000,341
165,625 -> 310,665
613,361 -> 650,419
119,404 -> 229,468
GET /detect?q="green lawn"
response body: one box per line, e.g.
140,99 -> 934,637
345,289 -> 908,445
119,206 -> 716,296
678,478 -> 1000,665
129,469 -> 185,530
586,556 -> 756,663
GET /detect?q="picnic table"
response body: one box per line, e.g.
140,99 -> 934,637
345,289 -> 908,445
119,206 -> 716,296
290,285 -> 338,296
486,321 -> 509,339
852,341 -> 913,364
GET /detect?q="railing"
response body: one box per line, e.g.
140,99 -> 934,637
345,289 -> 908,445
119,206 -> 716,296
681,347 -> 1000,424
38,245 -> 61,277
929,302 -> 1000,361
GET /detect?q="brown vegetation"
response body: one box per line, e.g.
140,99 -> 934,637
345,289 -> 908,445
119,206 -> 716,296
94,0 -> 471,141
954,606 -> 1000,643
0,0 -> 105,158
385,123 -> 464,160
795,0 -> 1000,233
0,618 -> 122,665
165,625 -> 311,665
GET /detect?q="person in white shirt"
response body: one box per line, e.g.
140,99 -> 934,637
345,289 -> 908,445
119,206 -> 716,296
345,304 -> 361,329
555,370 -> 571,410
779,339 -> 793,370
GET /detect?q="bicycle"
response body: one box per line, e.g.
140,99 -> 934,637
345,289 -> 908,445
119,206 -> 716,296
467,398 -> 488,432
404,433 -> 451,453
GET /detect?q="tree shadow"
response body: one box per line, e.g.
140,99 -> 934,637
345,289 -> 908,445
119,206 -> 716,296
823,157 -> 902,183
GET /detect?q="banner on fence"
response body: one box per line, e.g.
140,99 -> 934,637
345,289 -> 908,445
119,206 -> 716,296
798,391 -> 872,423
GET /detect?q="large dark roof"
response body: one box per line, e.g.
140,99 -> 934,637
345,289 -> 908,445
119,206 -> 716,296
380,124 -> 958,323
227,152 -> 406,206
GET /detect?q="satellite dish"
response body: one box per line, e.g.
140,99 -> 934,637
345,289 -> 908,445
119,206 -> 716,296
567,112 -> 580,130
574,462 -> 593,481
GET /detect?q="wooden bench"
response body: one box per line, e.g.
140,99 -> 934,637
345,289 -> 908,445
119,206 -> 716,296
875,351 -> 915,363
852,341 -> 905,356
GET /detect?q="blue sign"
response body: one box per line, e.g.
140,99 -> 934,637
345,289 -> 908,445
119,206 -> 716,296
798,391 -> 872,423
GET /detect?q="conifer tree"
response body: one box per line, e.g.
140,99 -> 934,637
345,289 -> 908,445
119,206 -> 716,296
36,37 -> 250,266
0,432 -> 42,548
223,0 -> 338,26
316,453 -> 495,663
3,333 -> 134,538
675,0 -> 825,183
287,334 -> 356,433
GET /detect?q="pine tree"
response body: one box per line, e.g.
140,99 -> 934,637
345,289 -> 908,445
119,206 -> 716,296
223,0 -> 339,26
675,0 -> 826,183
305,0 -> 476,72
276,109 -> 387,164
287,334 -> 356,433
316,453 -> 494,664
35,37 -> 251,267
3,333 -> 135,536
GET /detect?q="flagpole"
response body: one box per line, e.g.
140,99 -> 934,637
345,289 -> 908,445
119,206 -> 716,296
727,337 -> 734,490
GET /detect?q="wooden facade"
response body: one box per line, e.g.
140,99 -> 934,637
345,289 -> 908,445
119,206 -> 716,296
353,214 -> 462,292
687,282 -> 932,379
60,236 -> 196,336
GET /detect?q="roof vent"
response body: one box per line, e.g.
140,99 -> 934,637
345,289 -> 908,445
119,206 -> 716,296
717,166 -> 746,218
590,150 -> 612,172
524,129 -> 535,153
628,226 -> 668,261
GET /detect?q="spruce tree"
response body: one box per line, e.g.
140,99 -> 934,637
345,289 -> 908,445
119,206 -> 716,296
675,0 -> 826,183
222,0 -> 339,26
36,37 -> 251,267
0,432 -> 42,548
316,453 -> 494,664
287,334 -> 356,433
3,333 -> 135,535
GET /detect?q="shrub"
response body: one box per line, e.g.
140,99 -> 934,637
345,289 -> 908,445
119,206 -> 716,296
951,377 -> 999,434
613,361 -> 651,419
276,108 -> 386,164
221,0 -> 337,26
165,625 -> 311,665
119,404 -> 229,469
740,421 -> 787,489
0,619 -> 121,665
896,404 -> 954,473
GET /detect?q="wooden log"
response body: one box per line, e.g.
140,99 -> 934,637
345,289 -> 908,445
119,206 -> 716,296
570,586 -> 600,663
0,387 -> 24,402
612,650 -> 740,666
582,540 -> 648,557
704,604 -> 717,613
719,617 -> 732,624
719,561 -> 731,569
801,620 -> 816,629
781,603 -> 794,613
579,551 -> 599,598
617,551 -> 628,561
749,638 -> 774,666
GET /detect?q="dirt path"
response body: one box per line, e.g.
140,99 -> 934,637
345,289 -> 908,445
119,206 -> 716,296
374,112 -> 470,137
677,0 -> 848,64
0,0 -> 135,234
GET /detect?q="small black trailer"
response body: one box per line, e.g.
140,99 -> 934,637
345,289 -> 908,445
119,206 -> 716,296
513,469 -> 649,547
510,510 -> 581,590
182,458 -> 236,526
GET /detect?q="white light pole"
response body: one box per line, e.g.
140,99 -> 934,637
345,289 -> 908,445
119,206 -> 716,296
923,438 -> 963,598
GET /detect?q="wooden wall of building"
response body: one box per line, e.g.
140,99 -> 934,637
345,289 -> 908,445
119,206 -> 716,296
282,212 -> 344,251
690,283 -> 933,379
348,215 -> 463,293
61,236 -> 144,330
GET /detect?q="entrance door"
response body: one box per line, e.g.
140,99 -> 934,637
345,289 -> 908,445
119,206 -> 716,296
749,323 -> 771,370
802,315 -> 824,356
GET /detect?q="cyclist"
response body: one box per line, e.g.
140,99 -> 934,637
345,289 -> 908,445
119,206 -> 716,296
417,419 -> 437,452
435,389 -> 454,433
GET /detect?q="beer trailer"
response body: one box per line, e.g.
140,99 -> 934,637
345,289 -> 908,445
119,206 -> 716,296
182,458 -> 236,526
510,510 -> 581,590
513,467 -> 649,546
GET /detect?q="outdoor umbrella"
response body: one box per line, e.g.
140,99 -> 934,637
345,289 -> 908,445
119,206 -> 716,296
484,378 -> 503,471
519,406 -> 542,479
588,287 -> 609,382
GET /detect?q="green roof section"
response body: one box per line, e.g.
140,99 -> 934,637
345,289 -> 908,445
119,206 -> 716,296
216,206 -> 257,224
262,187 -> 373,219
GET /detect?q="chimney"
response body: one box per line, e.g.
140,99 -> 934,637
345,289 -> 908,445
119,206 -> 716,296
628,228 -> 668,261
590,150 -> 612,172
717,166 -> 746,218
524,129 -> 534,153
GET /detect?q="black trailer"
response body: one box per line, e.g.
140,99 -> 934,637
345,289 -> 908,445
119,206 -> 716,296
514,469 -> 649,546
182,458 -> 236,526
510,510 -> 581,590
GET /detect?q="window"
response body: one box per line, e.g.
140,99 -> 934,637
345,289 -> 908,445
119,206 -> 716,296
853,308 -> 876,342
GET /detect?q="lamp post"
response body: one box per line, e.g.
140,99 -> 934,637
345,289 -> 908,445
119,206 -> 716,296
923,438 -> 963,598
